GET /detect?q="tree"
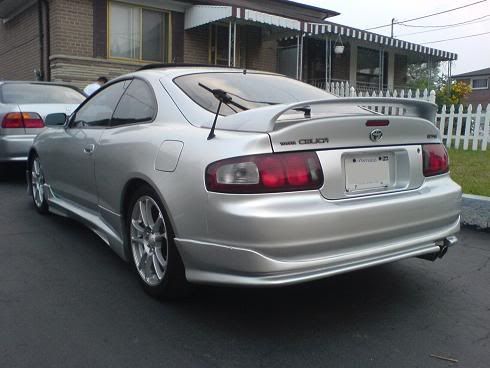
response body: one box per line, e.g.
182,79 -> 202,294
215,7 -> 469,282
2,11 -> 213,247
406,62 -> 444,91
436,81 -> 472,108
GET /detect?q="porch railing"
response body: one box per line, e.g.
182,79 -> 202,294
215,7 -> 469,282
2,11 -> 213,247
307,79 -> 436,103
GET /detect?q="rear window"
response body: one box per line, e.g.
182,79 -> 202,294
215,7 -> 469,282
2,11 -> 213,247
0,84 -> 85,104
174,72 -> 334,116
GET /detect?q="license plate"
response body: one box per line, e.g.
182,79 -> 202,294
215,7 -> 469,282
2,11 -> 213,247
345,154 -> 391,192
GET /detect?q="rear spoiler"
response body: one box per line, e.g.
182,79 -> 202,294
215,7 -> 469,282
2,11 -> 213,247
201,97 -> 437,133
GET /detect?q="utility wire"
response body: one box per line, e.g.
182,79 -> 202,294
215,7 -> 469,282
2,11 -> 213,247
365,0 -> 487,30
421,31 -> 490,44
398,16 -> 490,36
398,14 -> 490,28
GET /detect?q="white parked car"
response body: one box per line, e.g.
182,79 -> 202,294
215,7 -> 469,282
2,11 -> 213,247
0,81 -> 84,167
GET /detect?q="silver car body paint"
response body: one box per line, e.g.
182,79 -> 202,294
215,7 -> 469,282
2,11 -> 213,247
30,68 -> 461,286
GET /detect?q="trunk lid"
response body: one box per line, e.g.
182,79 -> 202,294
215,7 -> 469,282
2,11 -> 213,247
18,103 -> 78,134
268,115 -> 440,200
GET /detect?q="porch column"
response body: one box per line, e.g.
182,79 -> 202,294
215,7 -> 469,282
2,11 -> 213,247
296,33 -> 304,80
325,37 -> 331,88
228,21 -> 237,67
387,50 -> 395,91
349,42 -> 357,87
379,48 -> 385,91
299,34 -> 304,80
447,60 -> 452,95
296,34 -> 300,79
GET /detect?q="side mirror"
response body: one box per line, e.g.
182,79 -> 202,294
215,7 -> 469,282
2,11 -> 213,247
45,113 -> 67,126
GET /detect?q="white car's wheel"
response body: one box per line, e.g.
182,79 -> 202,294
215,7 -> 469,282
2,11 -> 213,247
30,156 -> 49,214
127,185 -> 188,299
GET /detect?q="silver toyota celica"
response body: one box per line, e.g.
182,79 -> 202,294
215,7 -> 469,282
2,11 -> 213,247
28,66 -> 461,299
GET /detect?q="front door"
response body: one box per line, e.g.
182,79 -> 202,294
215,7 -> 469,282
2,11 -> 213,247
47,81 -> 128,211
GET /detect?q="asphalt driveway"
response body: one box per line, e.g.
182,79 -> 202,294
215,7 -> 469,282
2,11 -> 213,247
1,163 -> 489,368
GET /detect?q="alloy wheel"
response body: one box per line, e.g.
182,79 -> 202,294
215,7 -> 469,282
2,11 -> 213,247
130,196 -> 169,286
31,158 -> 45,208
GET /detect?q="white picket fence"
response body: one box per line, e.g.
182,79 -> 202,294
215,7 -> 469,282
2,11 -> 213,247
324,81 -> 436,102
327,81 -> 489,151
436,104 -> 490,151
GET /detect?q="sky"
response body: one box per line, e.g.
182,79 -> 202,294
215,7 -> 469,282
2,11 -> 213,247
297,0 -> 490,75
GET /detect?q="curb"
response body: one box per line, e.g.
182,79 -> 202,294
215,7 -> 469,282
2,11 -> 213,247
462,194 -> 490,230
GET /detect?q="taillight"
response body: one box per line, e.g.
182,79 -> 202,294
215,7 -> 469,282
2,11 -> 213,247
206,152 -> 324,193
2,112 -> 24,128
22,112 -> 45,128
1,112 -> 44,129
422,144 -> 449,177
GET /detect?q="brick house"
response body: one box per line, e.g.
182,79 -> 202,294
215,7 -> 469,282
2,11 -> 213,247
453,67 -> 490,107
0,0 -> 457,92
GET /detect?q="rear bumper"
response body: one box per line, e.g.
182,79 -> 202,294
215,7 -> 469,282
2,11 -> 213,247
176,223 -> 459,286
175,175 -> 461,286
0,135 -> 35,162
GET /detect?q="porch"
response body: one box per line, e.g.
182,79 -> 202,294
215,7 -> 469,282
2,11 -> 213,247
184,5 -> 457,94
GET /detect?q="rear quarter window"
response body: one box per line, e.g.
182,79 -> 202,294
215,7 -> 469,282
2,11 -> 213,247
0,84 -> 85,104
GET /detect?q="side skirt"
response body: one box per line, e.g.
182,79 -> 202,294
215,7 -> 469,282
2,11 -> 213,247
43,184 -> 128,261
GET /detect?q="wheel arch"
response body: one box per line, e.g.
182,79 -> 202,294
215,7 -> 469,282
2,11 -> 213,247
27,148 -> 38,168
26,148 -> 38,192
120,177 -> 178,242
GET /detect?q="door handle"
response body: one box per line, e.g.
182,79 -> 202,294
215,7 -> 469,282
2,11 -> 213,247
83,144 -> 95,154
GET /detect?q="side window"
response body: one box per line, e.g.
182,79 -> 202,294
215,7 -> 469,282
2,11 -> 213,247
71,81 -> 126,128
111,79 -> 156,127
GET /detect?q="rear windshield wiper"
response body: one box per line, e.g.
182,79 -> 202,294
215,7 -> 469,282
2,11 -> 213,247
223,93 -> 312,118
198,83 -> 249,140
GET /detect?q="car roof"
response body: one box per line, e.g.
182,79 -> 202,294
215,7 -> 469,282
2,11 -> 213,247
123,66 -> 280,83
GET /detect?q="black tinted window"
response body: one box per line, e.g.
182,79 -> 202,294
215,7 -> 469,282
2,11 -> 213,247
174,72 -> 334,116
72,81 -> 126,128
111,79 -> 156,126
1,84 -> 85,104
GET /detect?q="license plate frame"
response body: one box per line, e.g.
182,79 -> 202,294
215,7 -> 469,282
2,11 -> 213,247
344,153 -> 393,192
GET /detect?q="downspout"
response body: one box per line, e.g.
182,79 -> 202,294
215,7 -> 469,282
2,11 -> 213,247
37,0 -> 44,80
37,0 -> 51,81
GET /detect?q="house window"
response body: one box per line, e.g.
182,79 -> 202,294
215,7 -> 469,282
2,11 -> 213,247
109,1 -> 171,62
471,78 -> 488,89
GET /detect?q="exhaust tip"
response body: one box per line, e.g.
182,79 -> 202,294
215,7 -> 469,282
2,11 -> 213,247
444,236 -> 458,248
438,245 -> 448,259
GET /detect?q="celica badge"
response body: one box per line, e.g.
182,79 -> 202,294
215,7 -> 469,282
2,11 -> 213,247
369,129 -> 383,142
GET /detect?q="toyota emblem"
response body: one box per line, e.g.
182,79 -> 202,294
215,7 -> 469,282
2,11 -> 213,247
369,129 -> 383,142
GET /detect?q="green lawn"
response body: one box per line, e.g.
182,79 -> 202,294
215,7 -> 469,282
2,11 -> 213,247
448,149 -> 490,197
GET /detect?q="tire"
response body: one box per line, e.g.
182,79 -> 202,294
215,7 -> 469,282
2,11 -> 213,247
29,155 -> 49,214
126,185 -> 189,299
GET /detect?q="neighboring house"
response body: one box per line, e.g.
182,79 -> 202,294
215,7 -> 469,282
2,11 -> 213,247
0,0 -> 457,93
453,67 -> 490,107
